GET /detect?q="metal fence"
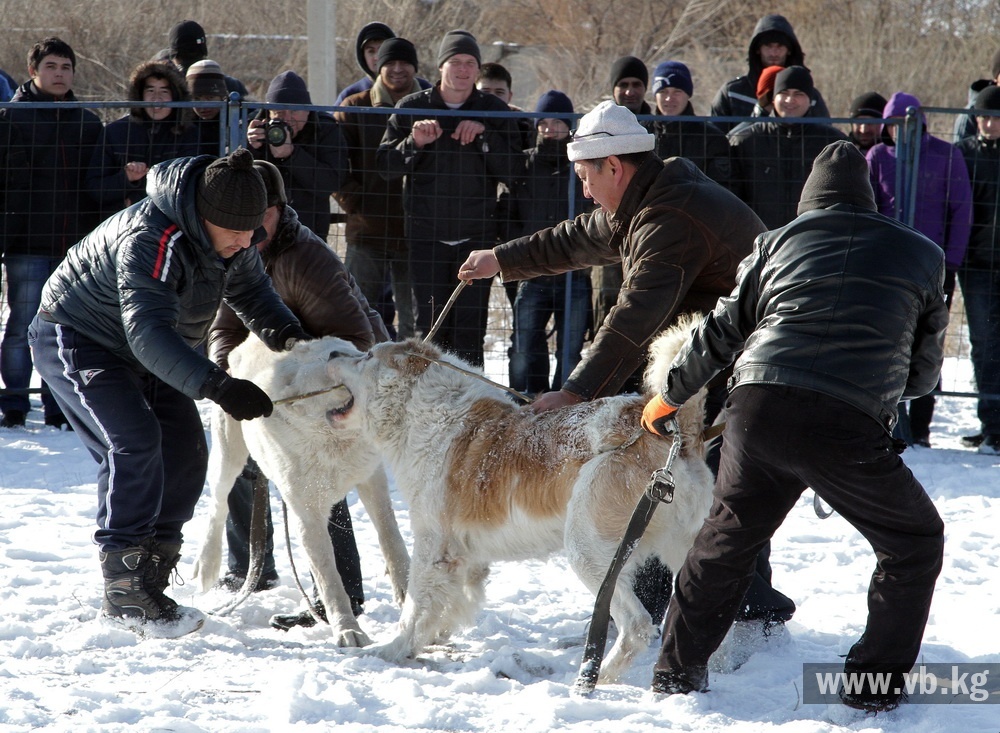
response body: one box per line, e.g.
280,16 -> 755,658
1,98 -> 997,415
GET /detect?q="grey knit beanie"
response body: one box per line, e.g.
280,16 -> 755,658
797,141 -> 876,216
196,148 -> 267,230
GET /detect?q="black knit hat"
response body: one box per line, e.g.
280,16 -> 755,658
535,90 -> 574,116
377,38 -> 419,73
252,160 -> 287,208
974,84 -> 1000,111
197,148 -> 267,230
609,56 -> 649,88
437,30 -> 480,67
797,140 -> 876,216
849,91 -> 887,119
266,70 -> 311,105
169,20 -> 208,61
774,65 -> 814,95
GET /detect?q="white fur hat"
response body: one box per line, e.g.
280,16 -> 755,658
567,100 -> 655,162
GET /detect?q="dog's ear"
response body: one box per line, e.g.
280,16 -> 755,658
380,339 -> 436,377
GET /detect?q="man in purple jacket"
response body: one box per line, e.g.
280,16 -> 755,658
866,91 -> 972,447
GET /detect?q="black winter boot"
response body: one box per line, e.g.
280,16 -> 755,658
99,541 -> 205,638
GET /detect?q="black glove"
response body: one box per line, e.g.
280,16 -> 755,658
201,369 -> 273,421
259,322 -> 311,352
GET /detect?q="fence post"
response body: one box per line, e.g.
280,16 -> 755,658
901,105 -> 922,228
226,92 -> 243,154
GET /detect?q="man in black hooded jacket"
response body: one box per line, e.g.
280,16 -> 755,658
710,14 -> 829,132
642,141 -> 948,713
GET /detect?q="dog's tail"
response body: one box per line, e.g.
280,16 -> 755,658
642,313 -> 707,458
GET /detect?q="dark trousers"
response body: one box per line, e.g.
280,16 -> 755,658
225,458 -> 365,602
633,380 -> 795,626
29,317 -> 207,550
656,384 -> 944,678
409,239 -> 492,368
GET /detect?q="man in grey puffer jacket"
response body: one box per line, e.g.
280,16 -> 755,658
29,148 -> 307,639
642,141 -> 948,712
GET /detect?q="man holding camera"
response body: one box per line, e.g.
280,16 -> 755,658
248,70 -> 348,240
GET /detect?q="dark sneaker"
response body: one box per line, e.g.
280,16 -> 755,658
839,686 -> 906,713
44,414 -> 73,431
1,410 -> 26,428
268,596 -> 364,631
100,543 -> 204,638
911,435 -> 932,448
217,571 -> 280,593
650,666 -> 709,695
270,604 -> 323,631
961,432 -> 985,448
978,434 -> 1000,456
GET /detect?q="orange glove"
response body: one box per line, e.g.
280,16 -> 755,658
641,394 -> 678,436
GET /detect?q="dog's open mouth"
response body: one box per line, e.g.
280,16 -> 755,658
326,386 -> 355,423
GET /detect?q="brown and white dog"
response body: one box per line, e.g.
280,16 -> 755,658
192,335 -> 410,647
324,316 -> 714,683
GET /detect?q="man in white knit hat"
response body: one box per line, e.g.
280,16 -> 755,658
459,100 -> 766,413
459,101 -> 799,640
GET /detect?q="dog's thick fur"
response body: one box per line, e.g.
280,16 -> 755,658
324,316 -> 714,682
192,336 -> 410,647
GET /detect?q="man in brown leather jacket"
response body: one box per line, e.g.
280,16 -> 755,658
459,100 -> 763,411
458,101 -> 796,634
208,161 -> 388,628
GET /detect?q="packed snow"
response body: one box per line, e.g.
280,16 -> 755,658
0,357 -> 997,733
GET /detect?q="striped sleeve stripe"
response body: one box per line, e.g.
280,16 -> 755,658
152,225 -> 182,282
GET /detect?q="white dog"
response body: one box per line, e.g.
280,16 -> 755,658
192,335 -> 410,647
323,317 -> 714,683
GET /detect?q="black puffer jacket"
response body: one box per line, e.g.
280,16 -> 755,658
496,155 -> 764,400
39,155 -> 298,399
709,14 -> 829,130
663,203 -> 949,432
376,84 -> 523,242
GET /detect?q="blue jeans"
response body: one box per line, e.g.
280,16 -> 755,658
1,255 -> 62,417
959,267 -> 1000,434
508,273 -> 591,394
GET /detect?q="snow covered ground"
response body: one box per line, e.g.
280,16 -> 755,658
1,357 -> 997,733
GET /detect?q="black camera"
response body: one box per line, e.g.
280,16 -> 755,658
265,119 -> 291,146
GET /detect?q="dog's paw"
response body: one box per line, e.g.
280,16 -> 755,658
334,626 -> 372,648
362,637 -> 415,663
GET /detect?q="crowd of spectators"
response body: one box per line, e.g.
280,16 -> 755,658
1,15 -> 998,458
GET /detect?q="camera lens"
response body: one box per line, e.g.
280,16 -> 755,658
265,122 -> 288,146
